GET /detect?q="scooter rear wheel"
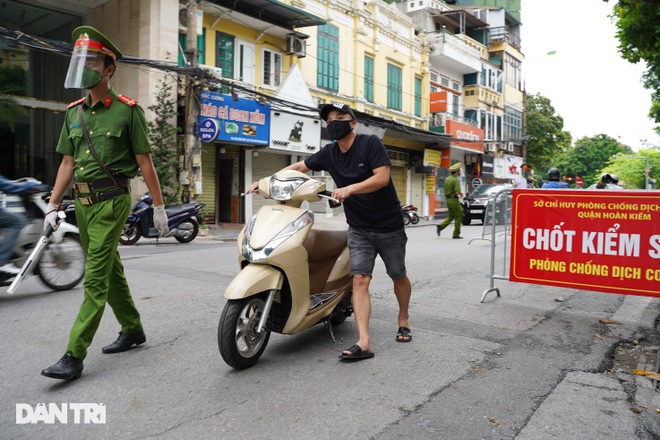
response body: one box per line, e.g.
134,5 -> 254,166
410,213 -> 420,225
36,234 -> 86,291
218,296 -> 271,370
119,221 -> 141,245
174,219 -> 199,243
402,213 -> 410,226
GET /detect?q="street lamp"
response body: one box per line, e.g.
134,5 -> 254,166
612,154 -> 650,189
523,50 -> 557,90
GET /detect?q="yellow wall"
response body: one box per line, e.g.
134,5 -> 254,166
282,1 -> 429,128
195,1 -> 429,129
201,15 -> 294,92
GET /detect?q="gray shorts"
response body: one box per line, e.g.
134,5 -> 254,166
348,226 -> 408,280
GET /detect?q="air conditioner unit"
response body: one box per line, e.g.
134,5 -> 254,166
199,64 -> 222,79
286,35 -> 307,58
429,113 -> 444,127
488,142 -> 500,153
504,142 -> 515,152
178,4 -> 188,31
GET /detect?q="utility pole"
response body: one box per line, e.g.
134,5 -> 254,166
184,0 -> 200,202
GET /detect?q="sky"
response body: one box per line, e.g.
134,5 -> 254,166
521,0 -> 659,151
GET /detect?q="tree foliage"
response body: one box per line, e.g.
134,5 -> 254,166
146,78 -> 180,206
602,147 -> 660,189
524,93 -> 571,174
605,0 -> 660,131
0,66 -> 28,132
555,134 -> 633,187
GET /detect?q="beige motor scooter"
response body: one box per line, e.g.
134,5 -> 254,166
218,170 -> 353,369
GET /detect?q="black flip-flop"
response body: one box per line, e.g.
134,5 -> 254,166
396,326 -> 412,342
339,344 -> 374,360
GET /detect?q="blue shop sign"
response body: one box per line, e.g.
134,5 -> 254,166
198,91 -> 270,145
198,118 -> 219,142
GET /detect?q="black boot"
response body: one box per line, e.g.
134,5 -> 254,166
102,331 -> 146,354
41,354 -> 83,380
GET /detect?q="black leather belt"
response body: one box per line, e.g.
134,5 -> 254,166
76,186 -> 130,206
74,174 -> 129,193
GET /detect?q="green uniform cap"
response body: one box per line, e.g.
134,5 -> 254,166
72,26 -> 122,62
449,162 -> 462,171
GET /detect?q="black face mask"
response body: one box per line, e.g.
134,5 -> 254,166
327,120 -> 353,141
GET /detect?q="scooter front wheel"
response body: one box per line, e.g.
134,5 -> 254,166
119,221 -> 141,245
402,213 -> 410,226
410,213 -> 420,224
36,234 -> 86,291
218,296 -> 271,370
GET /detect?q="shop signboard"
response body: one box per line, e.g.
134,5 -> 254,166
426,176 -> 435,194
429,91 -> 447,113
423,148 -> 450,168
481,154 -> 494,177
198,91 -> 270,145
446,120 -> 484,152
268,110 -> 321,154
494,154 -> 524,180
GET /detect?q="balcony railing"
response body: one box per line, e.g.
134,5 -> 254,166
429,112 -> 479,130
427,29 -> 481,74
488,26 -> 521,50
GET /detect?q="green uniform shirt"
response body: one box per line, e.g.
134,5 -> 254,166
56,88 -> 151,182
444,175 -> 460,197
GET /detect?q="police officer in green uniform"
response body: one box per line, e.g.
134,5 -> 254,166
41,26 -> 169,380
436,162 -> 463,239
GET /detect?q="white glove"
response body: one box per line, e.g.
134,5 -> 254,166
44,203 -> 59,231
153,205 -> 169,237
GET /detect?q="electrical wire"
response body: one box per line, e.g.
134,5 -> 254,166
0,26 -> 524,145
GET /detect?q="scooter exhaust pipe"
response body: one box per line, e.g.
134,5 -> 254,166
163,228 -> 178,238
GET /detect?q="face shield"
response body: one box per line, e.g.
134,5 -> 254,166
64,37 -> 114,89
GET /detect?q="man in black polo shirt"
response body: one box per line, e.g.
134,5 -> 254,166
246,103 -> 412,360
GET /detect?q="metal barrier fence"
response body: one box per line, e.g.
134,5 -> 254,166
468,187 -> 513,302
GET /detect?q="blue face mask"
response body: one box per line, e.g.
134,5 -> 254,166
327,120 -> 353,141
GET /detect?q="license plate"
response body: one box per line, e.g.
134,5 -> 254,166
470,210 -> 482,214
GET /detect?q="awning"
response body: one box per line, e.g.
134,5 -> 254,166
354,112 -> 451,149
430,9 -> 489,31
207,0 -> 326,29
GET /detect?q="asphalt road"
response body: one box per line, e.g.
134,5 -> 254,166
1,222 -> 658,439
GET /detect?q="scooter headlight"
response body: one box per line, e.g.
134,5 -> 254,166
242,211 -> 314,262
269,176 -> 307,201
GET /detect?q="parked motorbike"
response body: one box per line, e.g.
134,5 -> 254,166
1,178 -> 85,292
402,203 -> 420,225
119,193 -> 205,245
218,170 -> 353,370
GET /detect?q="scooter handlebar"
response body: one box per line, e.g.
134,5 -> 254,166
318,191 -> 341,208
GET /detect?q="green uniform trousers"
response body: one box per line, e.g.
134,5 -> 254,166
439,197 -> 462,238
66,193 -> 142,360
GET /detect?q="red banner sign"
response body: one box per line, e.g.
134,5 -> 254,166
445,120 -> 484,152
429,91 -> 447,113
509,189 -> 660,297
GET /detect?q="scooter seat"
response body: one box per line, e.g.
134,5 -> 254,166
165,203 -> 198,216
303,218 -> 348,262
